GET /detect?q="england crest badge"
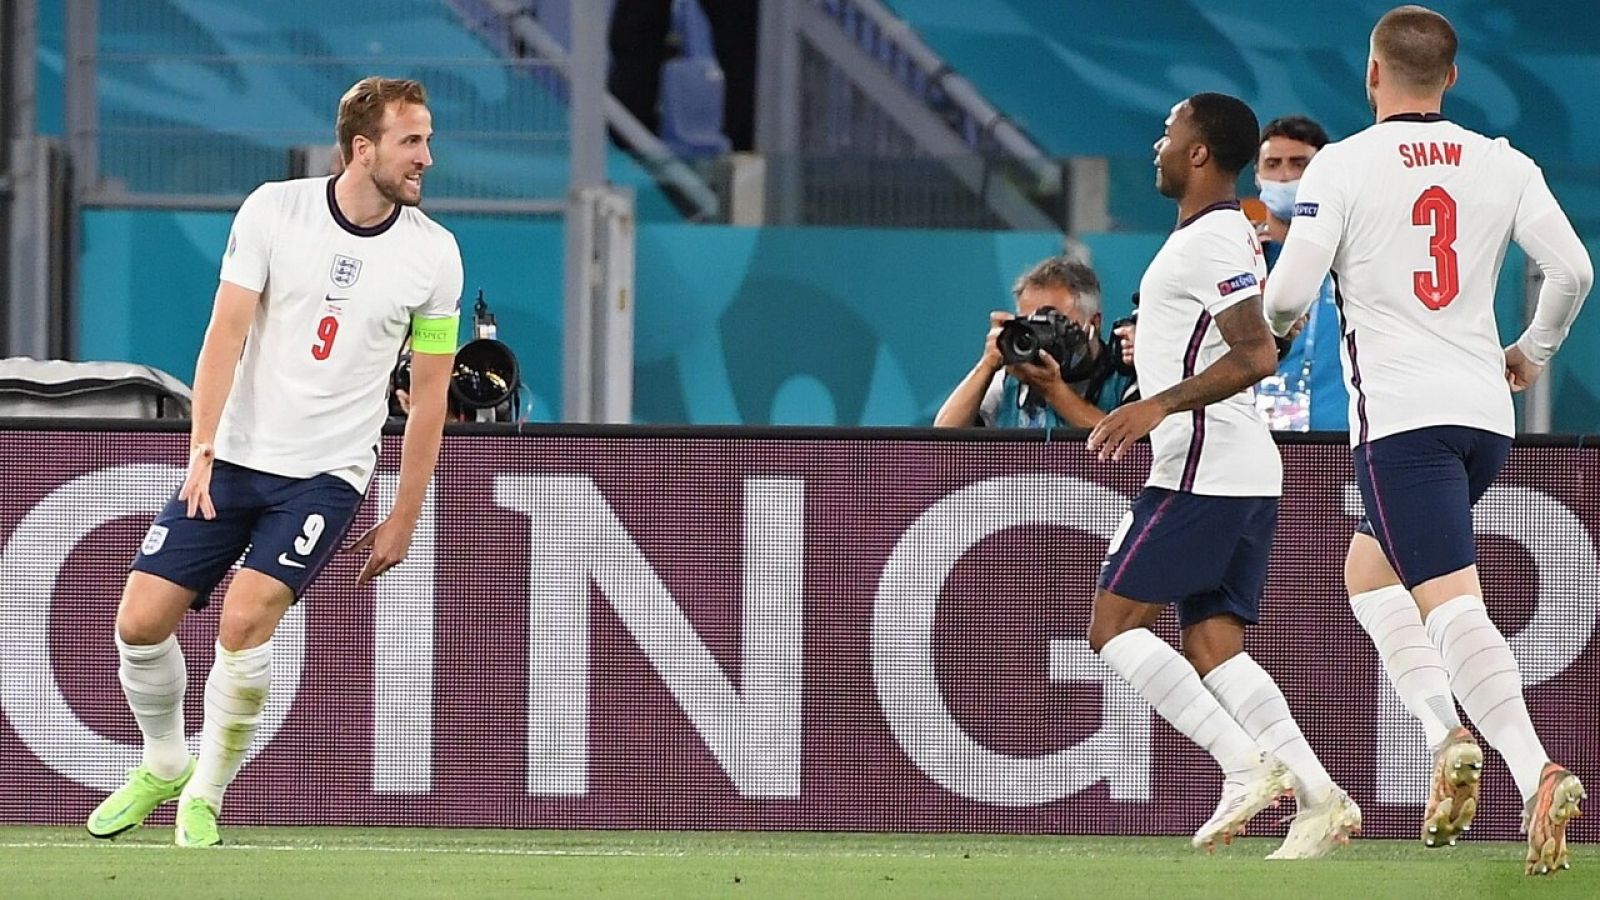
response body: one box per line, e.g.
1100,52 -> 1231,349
331,254 -> 363,289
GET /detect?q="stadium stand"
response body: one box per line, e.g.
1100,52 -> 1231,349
883,0 -> 1600,234
32,0 -> 684,219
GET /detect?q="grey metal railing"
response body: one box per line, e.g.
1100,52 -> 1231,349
69,0 -> 576,214
813,0 -> 1060,198
451,0 -> 722,220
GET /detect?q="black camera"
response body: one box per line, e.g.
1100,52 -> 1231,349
389,290 -> 522,421
449,338 -> 519,413
996,307 -> 1091,372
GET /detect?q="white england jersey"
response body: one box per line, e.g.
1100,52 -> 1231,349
1136,202 -> 1281,497
1287,114 -> 1563,444
214,177 -> 463,492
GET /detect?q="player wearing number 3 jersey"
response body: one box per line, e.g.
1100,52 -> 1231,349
1264,6 -> 1592,876
86,77 -> 463,848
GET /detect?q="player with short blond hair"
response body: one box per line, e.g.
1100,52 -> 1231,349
1264,5 -> 1592,875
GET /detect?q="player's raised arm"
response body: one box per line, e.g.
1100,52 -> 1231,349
1263,152 -> 1341,337
1088,297 -> 1276,461
1506,164 -> 1594,388
1147,296 -> 1279,416
1263,236 -> 1336,338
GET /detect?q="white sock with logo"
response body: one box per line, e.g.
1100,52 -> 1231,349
1351,585 -> 1461,749
1100,628 -> 1262,775
182,640 -> 272,810
1202,652 -> 1335,802
1426,595 -> 1548,801
116,634 -> 189,781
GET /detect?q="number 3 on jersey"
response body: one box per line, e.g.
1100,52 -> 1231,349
1412,185 -> 1459,310
311,315 -> 339,360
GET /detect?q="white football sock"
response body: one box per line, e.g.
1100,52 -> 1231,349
182,641 -> 272,810
1202,651 -> 1335,801
1426,595 -> 1547,801
117,634 -> 190,781
1100,629 -> 1262,775
1351,585 -> 1462,749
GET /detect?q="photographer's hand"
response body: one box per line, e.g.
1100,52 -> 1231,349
1011,351 -> 1109,429
981,311 -> 1012,371
1006,349 -> 1061,390
933,311 -> 1014,428
1114,322 -> 1136,368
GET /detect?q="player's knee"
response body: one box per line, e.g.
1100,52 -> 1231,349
115,572 -> 194,645
113,608 -> 170,646
1182,643 -> 1231,677
114,596 -> 178,645
216,615 -> 275,652
216,571 -> 294,651
1087,619 -> 1132,655
216,600 -> 281,651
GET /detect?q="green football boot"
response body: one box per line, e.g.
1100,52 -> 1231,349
85,759 -> 196,838
174,796 -> 222,848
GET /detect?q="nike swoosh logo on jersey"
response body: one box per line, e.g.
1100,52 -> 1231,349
277,553 -> 307,570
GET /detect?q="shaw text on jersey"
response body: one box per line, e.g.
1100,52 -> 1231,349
1398,141 -> 1462,168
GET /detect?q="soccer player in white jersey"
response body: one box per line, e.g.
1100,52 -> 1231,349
1086,93 -> 1359,859
1264,6 -> 1592,875
85,77 -> 464,847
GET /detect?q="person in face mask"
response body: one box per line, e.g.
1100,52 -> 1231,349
1254,116 -> 1350,432
1257,116 -> 1329,241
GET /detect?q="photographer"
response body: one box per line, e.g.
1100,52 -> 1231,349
935,257 -> 1134,429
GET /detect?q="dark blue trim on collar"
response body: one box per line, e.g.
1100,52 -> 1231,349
326,176 -> 401,237
1381,112 -> 1448,123
1177,199 -> 1242,230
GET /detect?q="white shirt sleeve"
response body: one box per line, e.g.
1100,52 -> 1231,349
1263,236 -> 1336,337
218,183 -> 280,292
1511,164 -> 1593,365
1188,225 -> 1261,317
1279,148 -> 1345,253
417,232 -> 465,319
1263,150 -> 1341,336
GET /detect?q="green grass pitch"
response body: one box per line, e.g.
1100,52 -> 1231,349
1,826 -> 1593,899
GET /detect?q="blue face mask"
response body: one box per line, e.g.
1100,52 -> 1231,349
1258,178 -> 1300,222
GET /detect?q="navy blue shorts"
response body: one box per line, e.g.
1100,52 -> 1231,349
1098,487 -> 1278,629
131,460 -> 365,608
1353,425 -> 1511,590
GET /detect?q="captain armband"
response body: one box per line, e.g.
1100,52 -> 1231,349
410,313 -> 459,354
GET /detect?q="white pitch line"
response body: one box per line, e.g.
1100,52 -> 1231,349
0,840 -> 972,859
0,841 -> 666,857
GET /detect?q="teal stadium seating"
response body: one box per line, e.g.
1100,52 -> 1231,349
33,0 -> 682,219
885,0 -> 1600,235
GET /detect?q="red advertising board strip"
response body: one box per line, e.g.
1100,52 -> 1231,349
1,428 -> 1595,840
